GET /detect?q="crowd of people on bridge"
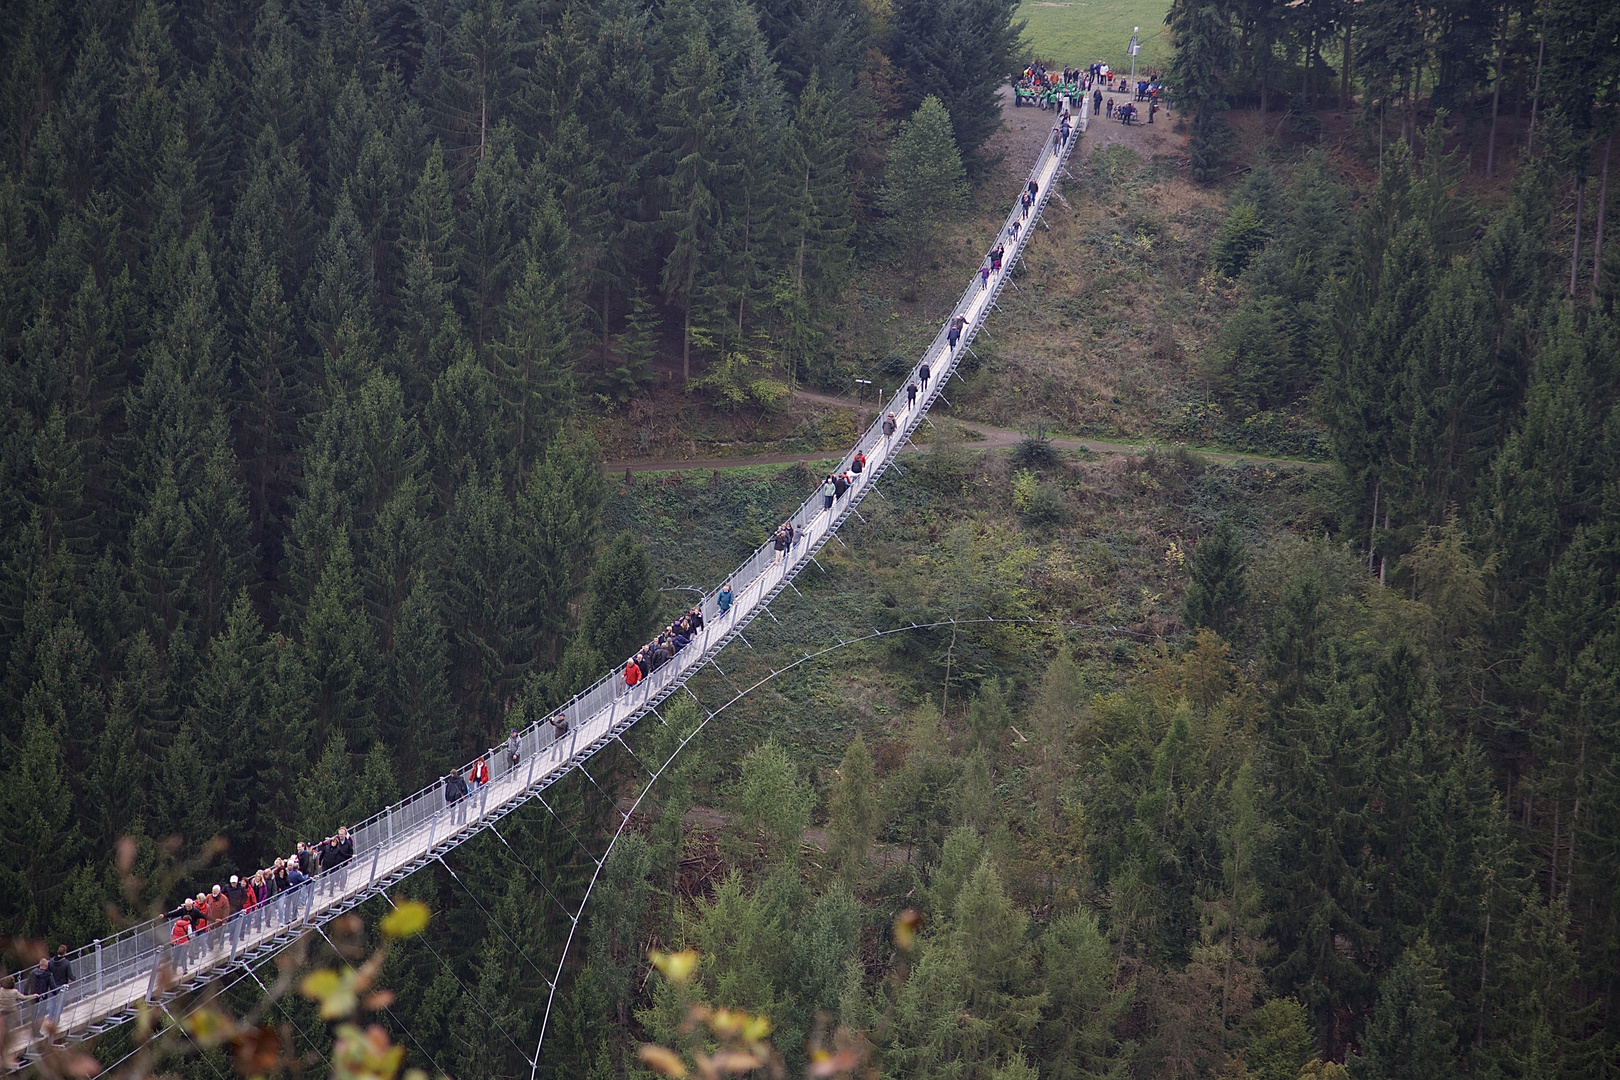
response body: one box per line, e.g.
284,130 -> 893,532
622,603 -> 708,694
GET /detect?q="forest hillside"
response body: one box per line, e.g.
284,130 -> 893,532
1,0 -> 1618,1078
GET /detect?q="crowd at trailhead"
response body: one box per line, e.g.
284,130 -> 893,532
1017,58 -> 1166,126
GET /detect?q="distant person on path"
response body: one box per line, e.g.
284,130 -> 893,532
991,244 -> 1004,273
833,472 -> 851,499
624,655 -> 642,687
883,412 -> 897,442
1008,219 -> 1021,242
445,769 -> 469,823
1106,98 -> 1113,120
1021,189 -> 1033,217
820,474 -> 838,510
1149,98 -> 1158,123
48,945 -> 72,1018
851,452 -> 866,477
507,729 -> 521,768
907,381 -> 918,407
920,362 -> 931,388
947,321 -> 962,351
1094,87 -> 1103,115
773,523 -> 789,563
979,262 -> 991,289
552,713 -> 569,741
471,754 -> 489,788
717,581 -> 733,613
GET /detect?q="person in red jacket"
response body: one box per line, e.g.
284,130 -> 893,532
471,755 -> 489,787
624,657 -> 643,688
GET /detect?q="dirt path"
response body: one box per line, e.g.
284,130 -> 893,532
991,81 -> 1184,175
603,387 -> 1323,472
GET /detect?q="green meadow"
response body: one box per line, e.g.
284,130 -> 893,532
1016,0 -> 1173,72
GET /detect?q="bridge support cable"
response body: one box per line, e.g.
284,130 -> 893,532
41,114 -> 1079,1058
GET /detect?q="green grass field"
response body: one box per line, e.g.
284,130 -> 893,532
1016,0 -> 1173,74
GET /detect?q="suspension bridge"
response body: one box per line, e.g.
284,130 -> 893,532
7,104 -> 1084,1069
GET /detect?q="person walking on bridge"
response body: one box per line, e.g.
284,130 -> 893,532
907,381 -> 918,408
947,320 -> 962,352
717,581 -> 733,614
883,412 -> 897,443
920,361 -> 932,389
820,474 -> 838,511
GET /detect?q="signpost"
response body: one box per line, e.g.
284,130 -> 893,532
1128,27 -> 1140,85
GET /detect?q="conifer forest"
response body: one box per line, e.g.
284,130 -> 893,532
0,0 -> 1617,1076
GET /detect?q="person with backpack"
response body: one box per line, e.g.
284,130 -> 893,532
445,770 -> 470,824
883,412 -> 897,443
851,451 -> 866,477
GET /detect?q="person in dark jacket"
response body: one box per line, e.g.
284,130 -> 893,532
223,875 -> 247,915
919,362 -> 931,388
296,841 -> 318,878
882,413 -> 897,442
48,946 -> 72,990
25,958 -> 53,998
832,473 -> 850,499
906,382 -> 918,407
947,322 -> 962,351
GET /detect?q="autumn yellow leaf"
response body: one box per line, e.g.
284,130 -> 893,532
380,900 -> 431,939
637,1044 -> 689,1078
649,947 -> 700,985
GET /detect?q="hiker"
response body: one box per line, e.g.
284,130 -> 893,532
907,382 -> 918,407
507,729 -> 521,768
471,754 -> 489,788
852,451 -> 866,476
991,243 -> 1004,272
833,472 -> 850,499
773,523 -> 790,563
1106,97 -> 1113,120
920,361 -> 931,388
717,581 -> 733,613
820,474 -> 838,511
552,713 -> 569,741
624,655 -> 643,687
882,412 -> 897,442
948,321 -> 962,351
979,262 -> 991,289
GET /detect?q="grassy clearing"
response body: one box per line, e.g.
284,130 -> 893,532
607,437 -> 1333,783
1017,0 -> 1173,72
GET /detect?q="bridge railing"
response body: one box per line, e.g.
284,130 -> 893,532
25,124 -> 1076,1042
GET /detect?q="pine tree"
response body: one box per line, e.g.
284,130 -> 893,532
0,712 -> 88,936
726,738 -> 814,865
826,732 -> 878,884
658,35 -> 730,383
1038,909 -> 1125,1080
299,529 -> 379,755
395,140 -> 458,388
454,128 -> 523,345
1166,0 -> 1238,180
304,186 -> 379,397
581,530 -> 657,664
882,96 -> 968,272
386,570 -> 455,790
1184,517 -> 1249,638
1350,939 -> 1457,1080
493,196 -> 574,474
518,428 -> 607,651
890,0 -> 1027,157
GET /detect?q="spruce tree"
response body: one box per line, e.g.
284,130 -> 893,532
0,712 -> 88,936
1351,940 -> 1457,1080
882,96 -> 967,273
493,196 -> 575,474
581,530 -> 657,663
658,35 -> 730,383
386,570 -> 455,789
1184,517 -> 1249,638
826,733 -> 878,884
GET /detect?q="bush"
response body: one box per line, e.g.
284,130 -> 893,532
1011,424 -> 1061,469
1012,469 -> 1067,526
